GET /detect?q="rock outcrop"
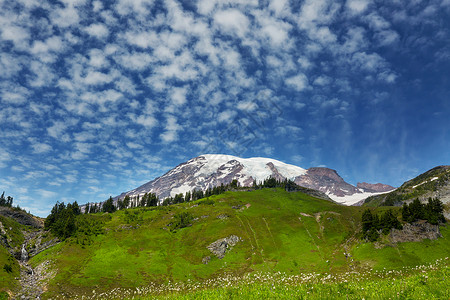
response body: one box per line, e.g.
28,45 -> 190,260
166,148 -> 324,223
0,207 -> 43,228
207,235 -> 241,259
390,221 -> 442,243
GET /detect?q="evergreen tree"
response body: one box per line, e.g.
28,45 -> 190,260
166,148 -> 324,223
123,195 -> 130,209
71,201 -> 81,215
409,198 -> 424,221
102,197 -> 116,213
117,199 -> 125,210
140,194 -> 147,207
361,209 -> 374,233
401,203 -> 411,222
185,191 -> 191,202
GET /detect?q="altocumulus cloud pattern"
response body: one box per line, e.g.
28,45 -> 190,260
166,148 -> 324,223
0,0 -> 449,216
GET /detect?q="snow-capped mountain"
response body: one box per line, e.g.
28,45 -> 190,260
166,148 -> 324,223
112,154 -> 395,206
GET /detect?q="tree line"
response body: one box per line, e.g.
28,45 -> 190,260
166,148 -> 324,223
45,201 -> 81,240
362,209 -> 403,241
82,178 -> 304,214
401,198 -> 445,225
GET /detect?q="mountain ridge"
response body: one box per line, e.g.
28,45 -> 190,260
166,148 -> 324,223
97,154 -> 395,209
364,165 -> 450,207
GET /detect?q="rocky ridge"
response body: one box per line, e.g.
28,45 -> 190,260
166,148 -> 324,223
81,155 -> 395,211
365,165 -> 450,206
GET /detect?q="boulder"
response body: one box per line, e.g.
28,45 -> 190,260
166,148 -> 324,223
207,235 -> 241,259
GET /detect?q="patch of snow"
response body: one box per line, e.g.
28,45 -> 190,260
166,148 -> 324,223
170,183 -> 193,197
198,154 -> 307,183
412,177 -> 439,189
329,190 -> 393,206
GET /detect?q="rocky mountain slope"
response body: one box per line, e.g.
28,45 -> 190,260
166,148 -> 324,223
108,154 -> 394,207
364,165 -> 450,207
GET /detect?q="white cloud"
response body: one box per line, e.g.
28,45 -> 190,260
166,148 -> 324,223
170,87 -> 188,106
84,23 -> 109,39
313,75 -> 332,86
136,115 -> 157,128
1,91 -> 28,105
351,52 -> 386,72
237,101 -> 257,112
297,57 -> 313,69
0,25 -> 30,50
73,131 -> 96,142
341,26 -> 367,54
346,0 -> 371,16
366,13 -> 390,30
0,151 -> 11,168
375,30 -> 400,46
93,0 -> 103,12
214,9 -> 249,38
32,143 -> 52,154
124,31 -> 157,48
84,71 -> 114,85
127,142 -> 143,149
28,61 -> 56,87
378,71 -> 397,83
51,6 -> 80,28
0,53 -> 23,78
115,52 -> 154,70
269,0 -> 291,17
47,121 -> 68,139
160,115 -> 181,143
75,142 -> 91,153
197,0 -> 216,15
218,110 -> 237,123
88,49 -> 109,68
286,74 -> 309,91
115,0 -> 153,16
299,0 -> 340,27
315,26 -> 337,44
160,131 -> 178,143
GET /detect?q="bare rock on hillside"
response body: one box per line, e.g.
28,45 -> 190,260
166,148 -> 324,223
390,221 -> 442,243
0,207 -> 43,228
207,235 -> 241,259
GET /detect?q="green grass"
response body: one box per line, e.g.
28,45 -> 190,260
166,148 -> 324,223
0,215 -> 26,249
154,262 -> 450,300
352,225 -> 450,270
0,245 -> 20,294
52,258 -> 450,299
0,216 -> 23,294
27,189 -> 450,299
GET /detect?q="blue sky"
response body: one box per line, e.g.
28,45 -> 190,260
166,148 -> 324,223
0,0 -> 449,217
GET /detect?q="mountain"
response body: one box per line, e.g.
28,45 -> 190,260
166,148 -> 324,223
109,154 -> 394,207
364,165 -> 450,207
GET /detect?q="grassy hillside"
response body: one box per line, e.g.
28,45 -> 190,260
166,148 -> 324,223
0,215 -> 25,296
29,189 -> 450,298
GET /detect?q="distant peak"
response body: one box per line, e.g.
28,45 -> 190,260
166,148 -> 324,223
357,182 -> 396,193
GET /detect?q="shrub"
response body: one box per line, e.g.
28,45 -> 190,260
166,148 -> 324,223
198,198 -> 215,205
170,212 -> 194,231
3,263 -> 12,273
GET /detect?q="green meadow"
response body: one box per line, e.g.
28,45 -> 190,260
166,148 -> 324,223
22,188 -> 449,298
